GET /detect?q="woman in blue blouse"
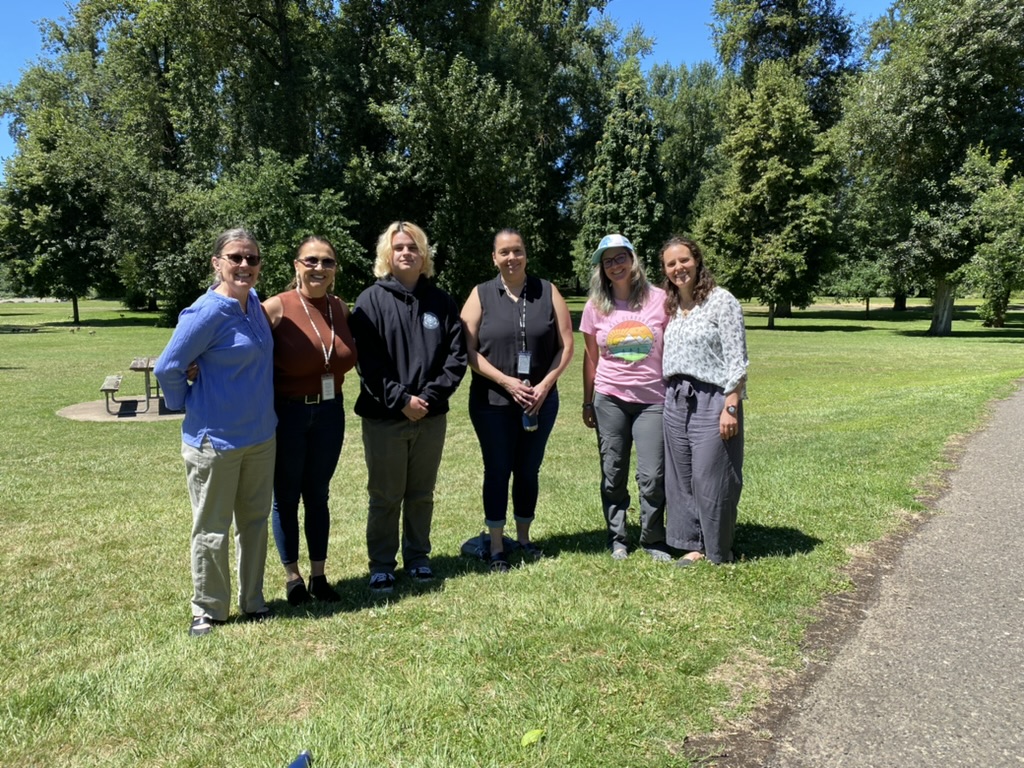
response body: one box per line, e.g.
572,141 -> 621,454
155,228 -> 277,636
660,237 -> 748,566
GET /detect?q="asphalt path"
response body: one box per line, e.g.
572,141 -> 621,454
757,387 -> 1024,767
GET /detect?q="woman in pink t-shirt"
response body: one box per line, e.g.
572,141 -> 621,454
580,234 -> 670,561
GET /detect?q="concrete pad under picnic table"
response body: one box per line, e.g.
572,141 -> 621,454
58,398 -> 184,423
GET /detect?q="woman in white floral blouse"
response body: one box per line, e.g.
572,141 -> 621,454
660,237 -> 748,566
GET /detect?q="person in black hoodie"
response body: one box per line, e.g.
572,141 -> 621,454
349,221 -> 468,594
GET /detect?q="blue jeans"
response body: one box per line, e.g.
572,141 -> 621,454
469,392 -> 559,528
271,396 -> 345,565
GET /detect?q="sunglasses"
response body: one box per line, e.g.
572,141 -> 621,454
601,252 -> 631,269
219,253 -> 261,266
298,257 -> 337,270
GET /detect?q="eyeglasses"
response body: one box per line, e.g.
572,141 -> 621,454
218,253 -> 261,266
601,253 -> 631,269
298,257 -> 337,270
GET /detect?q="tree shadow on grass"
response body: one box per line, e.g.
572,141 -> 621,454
734,522 -> 820,561
43,315 -> 161,329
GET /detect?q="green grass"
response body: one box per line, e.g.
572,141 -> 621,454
2,297 -> 1021,767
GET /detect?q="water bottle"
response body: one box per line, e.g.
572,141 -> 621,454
287,751 -> 313,768
521,379 -> 538,432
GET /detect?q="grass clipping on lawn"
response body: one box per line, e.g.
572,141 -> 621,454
1,298 -> 1021,767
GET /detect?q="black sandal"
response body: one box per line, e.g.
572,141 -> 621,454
490,551 -> 510,573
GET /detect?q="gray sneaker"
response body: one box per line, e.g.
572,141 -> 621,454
368,572 -> 395,594
611,543 -> 629,560
644,547 -> 673,563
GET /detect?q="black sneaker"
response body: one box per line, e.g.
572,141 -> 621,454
408,566 -> 435,583
368,572 -> 395,594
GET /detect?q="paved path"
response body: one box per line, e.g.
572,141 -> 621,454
761,387 -> 1024,767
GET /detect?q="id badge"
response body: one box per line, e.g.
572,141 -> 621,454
321,374 -> 336,401
516,351 -> 532,377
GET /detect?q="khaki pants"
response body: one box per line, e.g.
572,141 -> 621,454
182,436 -> 276,620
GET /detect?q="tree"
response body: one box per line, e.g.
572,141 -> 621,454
954,147 -> 1024,328
0,39 -> 117,323
696,61 -> 835,328
712,0 -> 858,129
839,0 -> 1024,335
574,57 -> 666,281
649,61 -> 727,236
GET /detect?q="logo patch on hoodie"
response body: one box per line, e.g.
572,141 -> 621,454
422,312 -> 440,330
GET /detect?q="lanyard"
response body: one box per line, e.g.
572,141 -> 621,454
296,288 -> 334,371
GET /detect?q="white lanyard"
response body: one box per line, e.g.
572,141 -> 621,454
296,288 -> 334,371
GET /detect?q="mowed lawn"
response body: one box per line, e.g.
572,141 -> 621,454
2,297 -> 1021,767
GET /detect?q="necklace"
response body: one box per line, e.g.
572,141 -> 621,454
296,288 -> 334,371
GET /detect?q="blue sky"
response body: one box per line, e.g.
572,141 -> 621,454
0,0 -> 893,169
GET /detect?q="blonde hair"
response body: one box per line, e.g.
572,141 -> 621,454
373,221 -> 435,279
587,247 -> 650,315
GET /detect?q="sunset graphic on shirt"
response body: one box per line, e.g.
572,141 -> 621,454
606,320 -> 655,362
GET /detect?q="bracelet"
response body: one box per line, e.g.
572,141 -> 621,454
582,403 -> 594,410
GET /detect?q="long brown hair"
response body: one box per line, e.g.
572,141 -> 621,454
660,236 -> 717,317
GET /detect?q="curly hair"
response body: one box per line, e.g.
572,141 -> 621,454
660,236 -> 717,317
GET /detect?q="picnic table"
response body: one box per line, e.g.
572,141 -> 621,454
101,356 -> 161,414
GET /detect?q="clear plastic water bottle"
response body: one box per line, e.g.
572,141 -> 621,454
521,379 -> 538,432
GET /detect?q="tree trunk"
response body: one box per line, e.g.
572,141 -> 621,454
865,297 -> 870,320
927,279 -> 955,336
767,301 -> 776,330
71,294 -> 81,325
775,301 -> 793,318
148,294 -> 158,312
892,292 -> 907,311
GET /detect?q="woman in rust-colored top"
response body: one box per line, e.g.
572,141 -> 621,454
263,236 -> 357,604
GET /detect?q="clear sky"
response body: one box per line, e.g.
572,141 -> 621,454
0,0 -> 894,169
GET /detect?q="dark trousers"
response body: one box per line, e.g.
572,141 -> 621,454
271,397 -> 345,565
469,392 -> 559,528
362,414 -> 447,573
663,377 -> 743,563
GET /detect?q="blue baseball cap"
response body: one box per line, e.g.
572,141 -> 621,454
591,234 -> 636,265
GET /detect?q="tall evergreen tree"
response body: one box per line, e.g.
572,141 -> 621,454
696,61 -> 835,328
574,57 -> 665,280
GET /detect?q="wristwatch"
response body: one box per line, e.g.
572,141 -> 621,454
726,405 -> 737,416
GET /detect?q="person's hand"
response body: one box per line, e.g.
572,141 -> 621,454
525,379 -> 552,416
505,377 -> 536,411
582,403 -> 596,429
402,395 -> 430,422
186,361 -> 199,383
720,407 -> 739,440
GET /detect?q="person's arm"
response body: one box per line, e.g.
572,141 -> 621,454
527,285 -> 575,415
262,295 -> 285,330
420,295 -> 468,408
349,294 -> 411,413
582,332 -> 598,429
154,304 -> 218,411
718,293 -> 749,440
461,287 -> 534,410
